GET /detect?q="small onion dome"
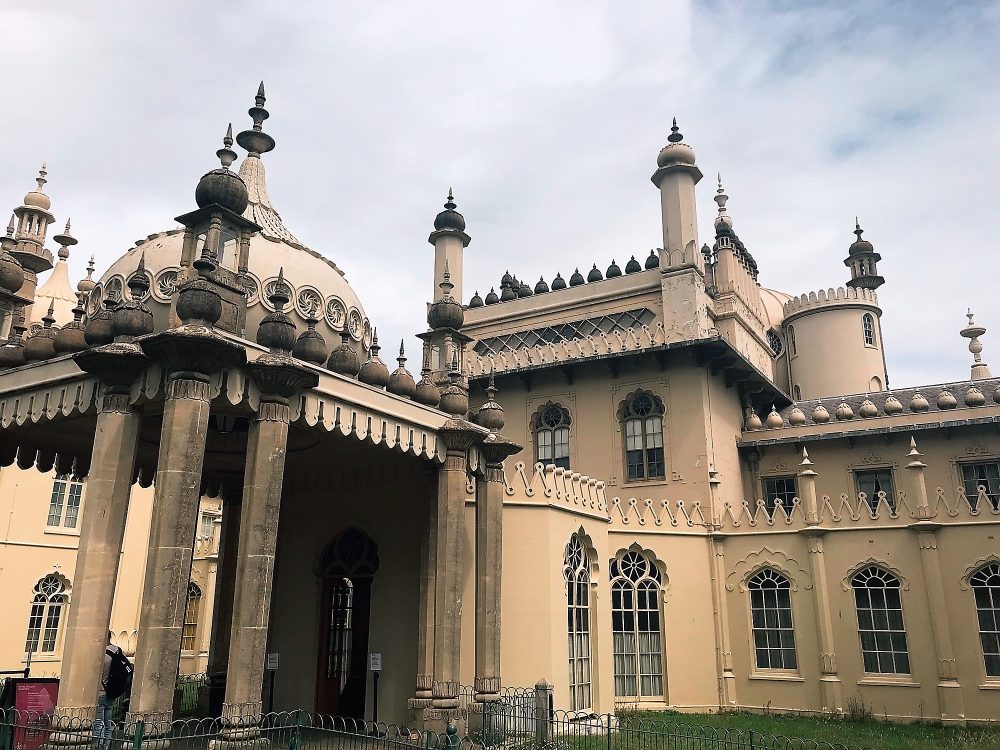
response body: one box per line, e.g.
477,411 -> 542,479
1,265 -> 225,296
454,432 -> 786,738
195,125 -> 249,214
655,119 -> 696,167
859,399 -> 878,418
788,406 -> 806,426
438,362 -> 469,417
848,220 -> 875,256
78,256 -> 97,294
645,250 -> 660,269
534,277 -> 549,294
745,409 -> 762,430
499,282 -> 517,301
569,268 -> 585,286
54,294 -> 88,354
625,256 -> 641,274
0,319 -> 26,369
587,264 -> 603,283
256,269 -> 296,353
22,166 -> 51,211
176,248 -> 223,326
387,341 -> 417,399
327,330 -> 361,377
468,290 -> 484,308
835,402 -> 854,420
0,248 -> 25,293
84,298 -> 116,347
909,392 -> 929,412
23,302 -> 58,361
414,367 -> 440,407
606,260 -> 622,278
812,404 -> 831,423
293,316 -> 328,365
433,189 -> 466,232
427,265 -> 464,330
517,280 -> 532,297
112,259 -> 155,341
477,372 -> 504,432
551,272 -> 567,290
765,405 -> 783,429
359,330 -> 390,388
965,385 -> 986,407
484,288 -> 500,305
501,270 -> 513,287
936,389 -> 957,409
883,395 -> 903,414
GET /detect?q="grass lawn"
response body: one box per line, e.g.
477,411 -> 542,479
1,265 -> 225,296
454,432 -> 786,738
632,710 -> 1000,750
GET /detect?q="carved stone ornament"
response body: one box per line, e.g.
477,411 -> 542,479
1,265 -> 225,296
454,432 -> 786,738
478,433 -> 522,467
74,343 -> 149,391
438,418 -> 487,453
139,327 -> 247,378
725,546 -> 813,592
246,354 -> 319,401
840,558 -> 909,592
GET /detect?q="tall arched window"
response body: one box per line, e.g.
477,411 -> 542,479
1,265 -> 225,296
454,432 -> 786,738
863,314 -> 876,347
610,549 -> 664,699
747,569 -> 797,671
851,566 -> 909,674
181,582 -> 202,651
563,534 -> 592,711
619,391 -> 666,481
970,563 -> 1000,677
535,404 -> 571,470
25,575 -> 68,654
787,325 -> 797,356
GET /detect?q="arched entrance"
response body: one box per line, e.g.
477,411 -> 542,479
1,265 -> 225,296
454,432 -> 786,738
316,527 -> 380,718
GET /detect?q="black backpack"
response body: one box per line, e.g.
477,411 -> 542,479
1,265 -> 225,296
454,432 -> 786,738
104,647 -> 133,700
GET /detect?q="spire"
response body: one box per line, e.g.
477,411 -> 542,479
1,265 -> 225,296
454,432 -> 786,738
53,219 -> 77,260
78,255 -> 96,294
714,173 -> 732,230
237,81 -> 275,158
217,123 -> 237,169
960,309 -> 992,380
667,117 -> 683,143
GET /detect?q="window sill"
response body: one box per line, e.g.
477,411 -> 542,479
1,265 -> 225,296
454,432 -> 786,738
856,678 -> 920,688
621,478 -> 669,489
749,672 -> 804,683
43,527 -> 80,537
23,655 -> 61,664
979,682 -> 1000,691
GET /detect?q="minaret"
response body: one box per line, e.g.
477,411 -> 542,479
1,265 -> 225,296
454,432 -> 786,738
844,219 -> 884,290
651,118 -> 703,271
429,188 -> 470,304
10,165 -> 57,319
960,310 -> 992,381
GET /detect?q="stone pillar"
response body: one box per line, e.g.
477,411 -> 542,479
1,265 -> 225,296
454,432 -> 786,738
427,420 -> 483,731
202,488 -> 243,717
798,449 -> 843,714
127,374 -> 214,729
54,389 -> 142,718
533,679 -> 553,746
705,469 -> 735,708
408,480 -> 437,725
906,439 -> 966,724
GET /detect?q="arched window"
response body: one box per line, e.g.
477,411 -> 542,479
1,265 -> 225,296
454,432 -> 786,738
767,330 -> 783,357
534,404 -> 571,470
786,325 -> 797,356
863,314 -> 876,347
610,549 -> 664,699
851,566 -> 909,674
747,569 -> 797,671
970,563 -> 1000,677
563,534 -> 592,711
619,391 -> 666,481
793,385 -> 802,401
25,575 -> 68,654
181,582 -> 202,651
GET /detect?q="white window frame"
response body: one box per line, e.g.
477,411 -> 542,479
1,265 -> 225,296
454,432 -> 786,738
852,566 -> 910,676
970,562 -> 1000,680
46,475 -> 84,531
610,549 -> 665,701
747,568 -> 798,673
564,534 -> 592,712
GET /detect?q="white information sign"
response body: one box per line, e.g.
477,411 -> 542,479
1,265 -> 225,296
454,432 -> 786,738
369,652 -> 382,672
266,653 -> 279,671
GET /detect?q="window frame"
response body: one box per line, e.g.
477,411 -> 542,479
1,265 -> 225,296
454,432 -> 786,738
760,475 -> 798,519
618,391 -> 667,484
563,534 -> 593,712
45,475 -> 85,532
786,325 -> 797,358
853,467 -> 896,515
957,460 -> 1000,512
746,568 -> 799,674
862,313 -> 877,348
534,403 -> 572,470
610,549 -> 665,701
181,582 -> 202,652
24,574 -> 69,657
851,566 -> 910,676
970,562 -> 1000,680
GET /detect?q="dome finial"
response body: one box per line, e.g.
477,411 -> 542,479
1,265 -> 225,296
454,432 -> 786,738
440,260 -> 454,296
714,174 -> 732,230
127,253 -> 151,299
433,188 -> 466,232
36,163 -> 48,192
269,267 -> 291,311
217,123 -> 237,169
854,217 -> 863,239
53,218 -> 77,260
961,308 -> 992,380
236,81 -> 275,157
667,117 -> 683,143
398,339 -> 406,366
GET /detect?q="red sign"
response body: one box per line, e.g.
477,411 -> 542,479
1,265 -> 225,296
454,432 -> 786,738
11,679 -> 59,750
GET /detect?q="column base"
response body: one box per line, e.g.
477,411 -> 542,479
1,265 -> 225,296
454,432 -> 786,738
422,708 -> 465,736
407,697 -> 433,728
937,680 -> 967,725
818,674 -> 844,715
121,711 -> 174,750
198,672 -> 227,718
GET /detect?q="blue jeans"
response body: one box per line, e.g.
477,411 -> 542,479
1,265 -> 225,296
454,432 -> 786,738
93,694 -> 113,750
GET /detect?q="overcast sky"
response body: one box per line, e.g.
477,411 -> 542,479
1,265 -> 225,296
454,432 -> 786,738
2,1 -> 998,389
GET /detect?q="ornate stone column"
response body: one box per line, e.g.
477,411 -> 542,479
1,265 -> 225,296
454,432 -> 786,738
469,379 -> 521,729
201,487 -> 243,717
408,484 -> 437,724
130,268 -> 246,730
797,449 -> 843,714
906,439 -> 967,724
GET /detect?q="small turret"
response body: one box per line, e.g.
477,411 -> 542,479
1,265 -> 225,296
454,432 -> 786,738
844,219 -> 884,290
429,188 -> 471,304
960,310 -> 992,381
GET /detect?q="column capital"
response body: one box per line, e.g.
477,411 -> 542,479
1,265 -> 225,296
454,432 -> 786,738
479,433 -> 522,468
140,326 -> 246,378
246,353 -> 318,402
439,417 -> 487,454
75,342 -> 149,392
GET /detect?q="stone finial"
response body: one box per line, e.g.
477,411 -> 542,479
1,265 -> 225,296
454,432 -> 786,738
326,330 -> 361,377
765,404 -> 783,429
293,313 -> 328,365
439,351 -> 469,417
414,342 -> 440,407
0,309 -> 28,369
668,117 -> 683,143
714,173 -> 732,230
905,436 -> 927,470
217,123 -> 237,169
477,369 -> 505,432
960,309 -> 992,380
112,256 -> 155,342
54,292 -> 88,354
387,339 -> 417,399
427,261 -> 464,330
797,446 -> 817,477
256,268 -> 296,354
78,255 -> 96,294
52,219 -> 77,260
744,403 -> 762,431
358,328 -> 390,388
236,81 -> 276,158
23,300 -> 58,361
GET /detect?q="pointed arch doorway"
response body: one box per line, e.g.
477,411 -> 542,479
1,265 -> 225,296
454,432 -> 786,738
316,528 -> 380,718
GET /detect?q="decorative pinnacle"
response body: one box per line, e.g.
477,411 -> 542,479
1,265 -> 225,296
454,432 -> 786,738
86,255 -> 95,277
961,308 -> 991,379
421,341 -> 431,375
127,254 -> 151,298
444,188 -> 456,210
854,218 -> 864,240
217,123 -> 237,169
237,82 -> 275,157
269,267 -> 291,310
36,163 -> 48,192
486,368 -> 498,401
667,117 -> 683,143
256,81 -> 266,107
397,340 -> 406,367
42,299 -> 55,328
370,328 -> 380,355
53,218 -> 77,257
5,216 -> 14,237
439,260 -> 455,297
72,292 -> 86,321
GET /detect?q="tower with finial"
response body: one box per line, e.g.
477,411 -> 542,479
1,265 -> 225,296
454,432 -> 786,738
844,219 -> 885,290
651,118 -> 703,272
960,310 -> 992,381
429,188 -> 471,305
9,165 -> 57,320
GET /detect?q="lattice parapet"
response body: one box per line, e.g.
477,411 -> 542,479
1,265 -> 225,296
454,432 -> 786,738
465,319 -> 666,376
502,460 -> 610,520
782,286 -> 879,317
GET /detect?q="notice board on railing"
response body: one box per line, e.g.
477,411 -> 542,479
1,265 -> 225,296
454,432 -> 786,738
0,678 -> 59,750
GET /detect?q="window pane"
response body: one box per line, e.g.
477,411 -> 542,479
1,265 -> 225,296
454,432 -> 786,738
64,482 -> 83,529
47,479 -> 67,527
853,567 -> 909,674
